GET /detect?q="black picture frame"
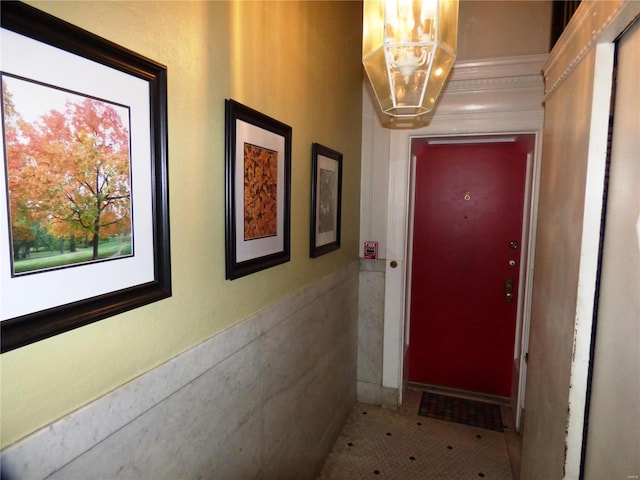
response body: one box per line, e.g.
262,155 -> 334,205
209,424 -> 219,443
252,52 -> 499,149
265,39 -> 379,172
310,143 -> 342,258
224,99 -> 291,279
0,2 -> 171,352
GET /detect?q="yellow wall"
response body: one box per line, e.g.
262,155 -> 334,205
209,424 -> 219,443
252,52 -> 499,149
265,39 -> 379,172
458,0 -> 551,60
1,0 -> 363,447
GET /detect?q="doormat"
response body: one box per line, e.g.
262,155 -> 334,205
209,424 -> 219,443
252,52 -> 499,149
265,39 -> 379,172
418,392 -> 504,432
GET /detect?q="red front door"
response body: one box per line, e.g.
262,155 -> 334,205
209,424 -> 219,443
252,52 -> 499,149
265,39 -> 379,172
408,141 -> 528,397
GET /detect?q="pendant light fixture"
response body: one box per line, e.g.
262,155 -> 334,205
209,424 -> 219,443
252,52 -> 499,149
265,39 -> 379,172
363,0 -> 459,117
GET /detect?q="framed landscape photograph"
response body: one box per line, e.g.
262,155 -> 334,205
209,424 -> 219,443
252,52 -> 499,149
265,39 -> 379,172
0,2 -> 171,351
224,99 -> 291,280
310,143 -> 342,258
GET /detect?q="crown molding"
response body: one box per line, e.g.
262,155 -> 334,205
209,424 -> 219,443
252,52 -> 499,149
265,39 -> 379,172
445,74 -> 542,93
445,54 -> 547,93
428,54 -> 546,118
451,54 -> 548,81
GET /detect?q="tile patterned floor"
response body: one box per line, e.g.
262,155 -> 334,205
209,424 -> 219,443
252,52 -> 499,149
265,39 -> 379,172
318,388 -> 519,480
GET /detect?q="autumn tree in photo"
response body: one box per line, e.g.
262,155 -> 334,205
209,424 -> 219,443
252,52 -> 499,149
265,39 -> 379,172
2,81 -> 38,261
2,77 -> 132,268
31,98 -> 132,260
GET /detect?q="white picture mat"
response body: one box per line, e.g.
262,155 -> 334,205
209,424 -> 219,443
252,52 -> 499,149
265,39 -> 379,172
0,29 -> 155,321
234,119 -> 285,263
315,154 -> 339,247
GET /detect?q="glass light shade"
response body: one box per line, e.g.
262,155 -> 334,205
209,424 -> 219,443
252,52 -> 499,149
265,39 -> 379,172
363,0 -> 458,117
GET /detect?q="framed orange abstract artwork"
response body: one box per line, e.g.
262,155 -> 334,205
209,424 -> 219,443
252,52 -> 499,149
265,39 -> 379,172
224,99 -> 291,279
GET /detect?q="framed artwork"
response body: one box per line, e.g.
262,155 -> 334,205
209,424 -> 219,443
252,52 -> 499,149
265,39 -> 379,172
0,3 -> 171,351
224,99 -> 291,280
310,143 -> 342,258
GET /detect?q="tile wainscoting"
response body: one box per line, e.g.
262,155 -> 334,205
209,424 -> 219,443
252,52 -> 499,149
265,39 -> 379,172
1,261 -> 358,480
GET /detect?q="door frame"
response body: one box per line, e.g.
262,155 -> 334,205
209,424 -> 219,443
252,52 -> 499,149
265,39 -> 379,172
384,126 -> 542,432
379,54 -> 547,431
380,54 -> 548,428
385,129 -> 541,431
405,133 -> 538,422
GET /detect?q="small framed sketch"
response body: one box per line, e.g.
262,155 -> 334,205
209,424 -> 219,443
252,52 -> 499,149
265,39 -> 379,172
224,99 -> 291,280
310,143 -> 342,258
0,2 -> 171,351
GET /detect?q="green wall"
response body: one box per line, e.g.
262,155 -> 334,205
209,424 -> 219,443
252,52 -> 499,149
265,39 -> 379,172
1,0 -> 363,448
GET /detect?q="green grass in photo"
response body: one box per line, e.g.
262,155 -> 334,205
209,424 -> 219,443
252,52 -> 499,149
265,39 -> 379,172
13,237 -> 132,274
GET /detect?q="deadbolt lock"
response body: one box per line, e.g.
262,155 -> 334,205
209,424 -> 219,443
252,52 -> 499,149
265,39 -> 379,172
504,278 -> 514,303
509,240 -> 519,249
